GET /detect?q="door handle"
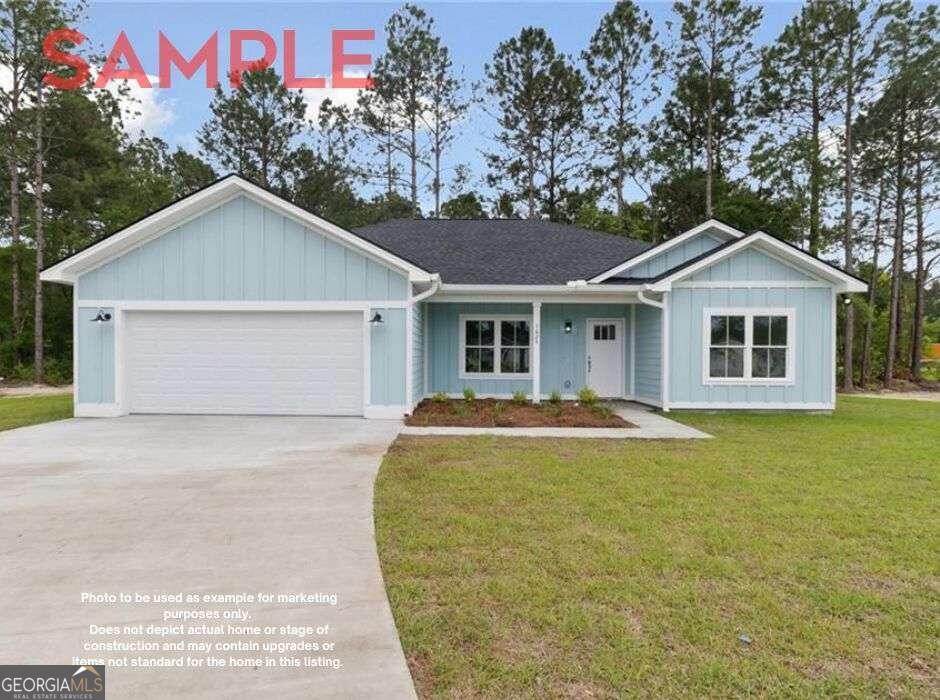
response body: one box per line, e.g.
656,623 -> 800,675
587,356 -> 592,373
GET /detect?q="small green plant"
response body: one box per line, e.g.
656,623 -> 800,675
548,390 -> 563,405
462,386 -> 476,402
577,387 -> 599,406
432,391 -> 448,404
511,390 -> 528,405
491,401 -> 505,424
592,404 -> 613,419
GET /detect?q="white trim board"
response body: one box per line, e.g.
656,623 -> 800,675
41,175 -> 433,285
668,402 -> 834,411
77,300 -> 409,311
588,219 -> 746,283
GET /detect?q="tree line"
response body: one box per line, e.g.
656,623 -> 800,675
1,0 -> 937,391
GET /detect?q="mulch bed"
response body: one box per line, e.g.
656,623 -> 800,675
405,398 -> 635,428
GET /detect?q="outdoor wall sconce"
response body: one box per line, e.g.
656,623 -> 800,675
91,309 -> 112,323
564,320 -> 573,334
369,312 -> 384,325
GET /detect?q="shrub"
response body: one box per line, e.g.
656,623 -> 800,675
492,401 -> 505,424
511,390 -> 528,405
462,386 -> 476,402
577,387 -> 599,406
432,391 -> 448,404
548,390 -> 562,405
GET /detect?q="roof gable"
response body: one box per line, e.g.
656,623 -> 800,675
76,195 -> 410,302
41,175 -> 431,285
589,219 -> 745,283
646,232 -> 867,293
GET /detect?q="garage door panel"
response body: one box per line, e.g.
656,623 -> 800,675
125,311 -> 364,415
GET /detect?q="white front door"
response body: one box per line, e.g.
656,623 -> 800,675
586,319 -> 624,398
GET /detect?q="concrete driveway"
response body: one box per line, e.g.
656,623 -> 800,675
0,416 -> 415,699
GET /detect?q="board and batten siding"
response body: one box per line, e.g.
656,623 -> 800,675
74,194 -> 411,410
77,307 -> 115,404
76,196 -> 409,302
539,304 -> 632,397
634,305 -> 662,404
686,248 -> 813,283
425,302 -> 635,399
626,234 -> 726,278
667,247 -> 833,407
426,303 -> 534,396
412,303 -> 425,405
668,286 -> 833,407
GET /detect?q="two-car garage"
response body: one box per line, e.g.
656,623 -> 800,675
124,311 -> 365,415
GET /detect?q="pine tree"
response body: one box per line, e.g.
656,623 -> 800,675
583,0 -> 661,217
671,0 -> 762,217
198,64 -> 306,188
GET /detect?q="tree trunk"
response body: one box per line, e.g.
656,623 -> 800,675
409,114 -> 418,217
859,181 -> 884,387
809,67 -> 821,255
8,8 -> 22,343
910,152 -> 925,380
705,63 -> 714,218
841,28 -> 856,391
33,86 -> 45,383
883,83 -> 908,387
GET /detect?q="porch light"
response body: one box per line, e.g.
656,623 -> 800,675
369,312 -> 384,325
91,309 -> 112,323
564,320 -> 572,334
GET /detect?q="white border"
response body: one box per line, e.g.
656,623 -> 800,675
701,307 -> 796,386
457,313 -> 533,380
585,318 -> 625,398
669,402 -> 833,410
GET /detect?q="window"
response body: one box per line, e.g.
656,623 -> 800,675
703,309 -> 794,384
460,315 -> 531,377
593,324 -> 616,341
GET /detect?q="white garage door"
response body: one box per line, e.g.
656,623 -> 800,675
125,311 -> 364,415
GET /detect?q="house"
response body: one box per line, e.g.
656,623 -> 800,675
41,174 -> 867,418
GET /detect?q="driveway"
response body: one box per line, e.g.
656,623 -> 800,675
0,416 -> 415,699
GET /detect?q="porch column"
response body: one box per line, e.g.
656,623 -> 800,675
532,302 -> 541,403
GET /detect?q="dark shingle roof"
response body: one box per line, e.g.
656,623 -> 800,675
353,219 -> 652,285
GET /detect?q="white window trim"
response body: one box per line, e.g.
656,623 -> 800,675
458,313 -> 532,380
702,307 -> 796,386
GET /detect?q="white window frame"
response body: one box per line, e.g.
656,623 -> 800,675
702,307 -> 795,386
458,313 -> 532,379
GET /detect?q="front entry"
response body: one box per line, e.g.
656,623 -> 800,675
586,319 -> 624,397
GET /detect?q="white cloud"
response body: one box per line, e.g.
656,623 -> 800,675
98,74 -> 176,140
300,71 -> 368,127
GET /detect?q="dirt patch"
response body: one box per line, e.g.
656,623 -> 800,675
405,399 -> 633,428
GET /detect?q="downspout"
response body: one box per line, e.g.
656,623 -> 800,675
412,274 -> 441,303
637,286 -> 669,411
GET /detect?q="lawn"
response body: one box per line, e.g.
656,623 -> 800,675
0,394 -> 73,432
375,397 -> 939,697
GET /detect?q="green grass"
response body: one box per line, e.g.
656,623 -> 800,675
0,394 -> 73,432
375,397 -> 940,698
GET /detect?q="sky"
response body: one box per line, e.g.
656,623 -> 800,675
75,1 -> 846,207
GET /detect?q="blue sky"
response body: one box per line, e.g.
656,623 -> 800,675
80,2 -> 820,206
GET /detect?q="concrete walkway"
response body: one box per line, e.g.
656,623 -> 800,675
0,416 -> 415,699
400,402 -> 710,439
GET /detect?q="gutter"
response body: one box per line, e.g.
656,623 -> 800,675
637,288 -> 664,309
412,274 -> 441,303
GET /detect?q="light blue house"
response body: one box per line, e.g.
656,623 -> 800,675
41,175 -> 866,418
